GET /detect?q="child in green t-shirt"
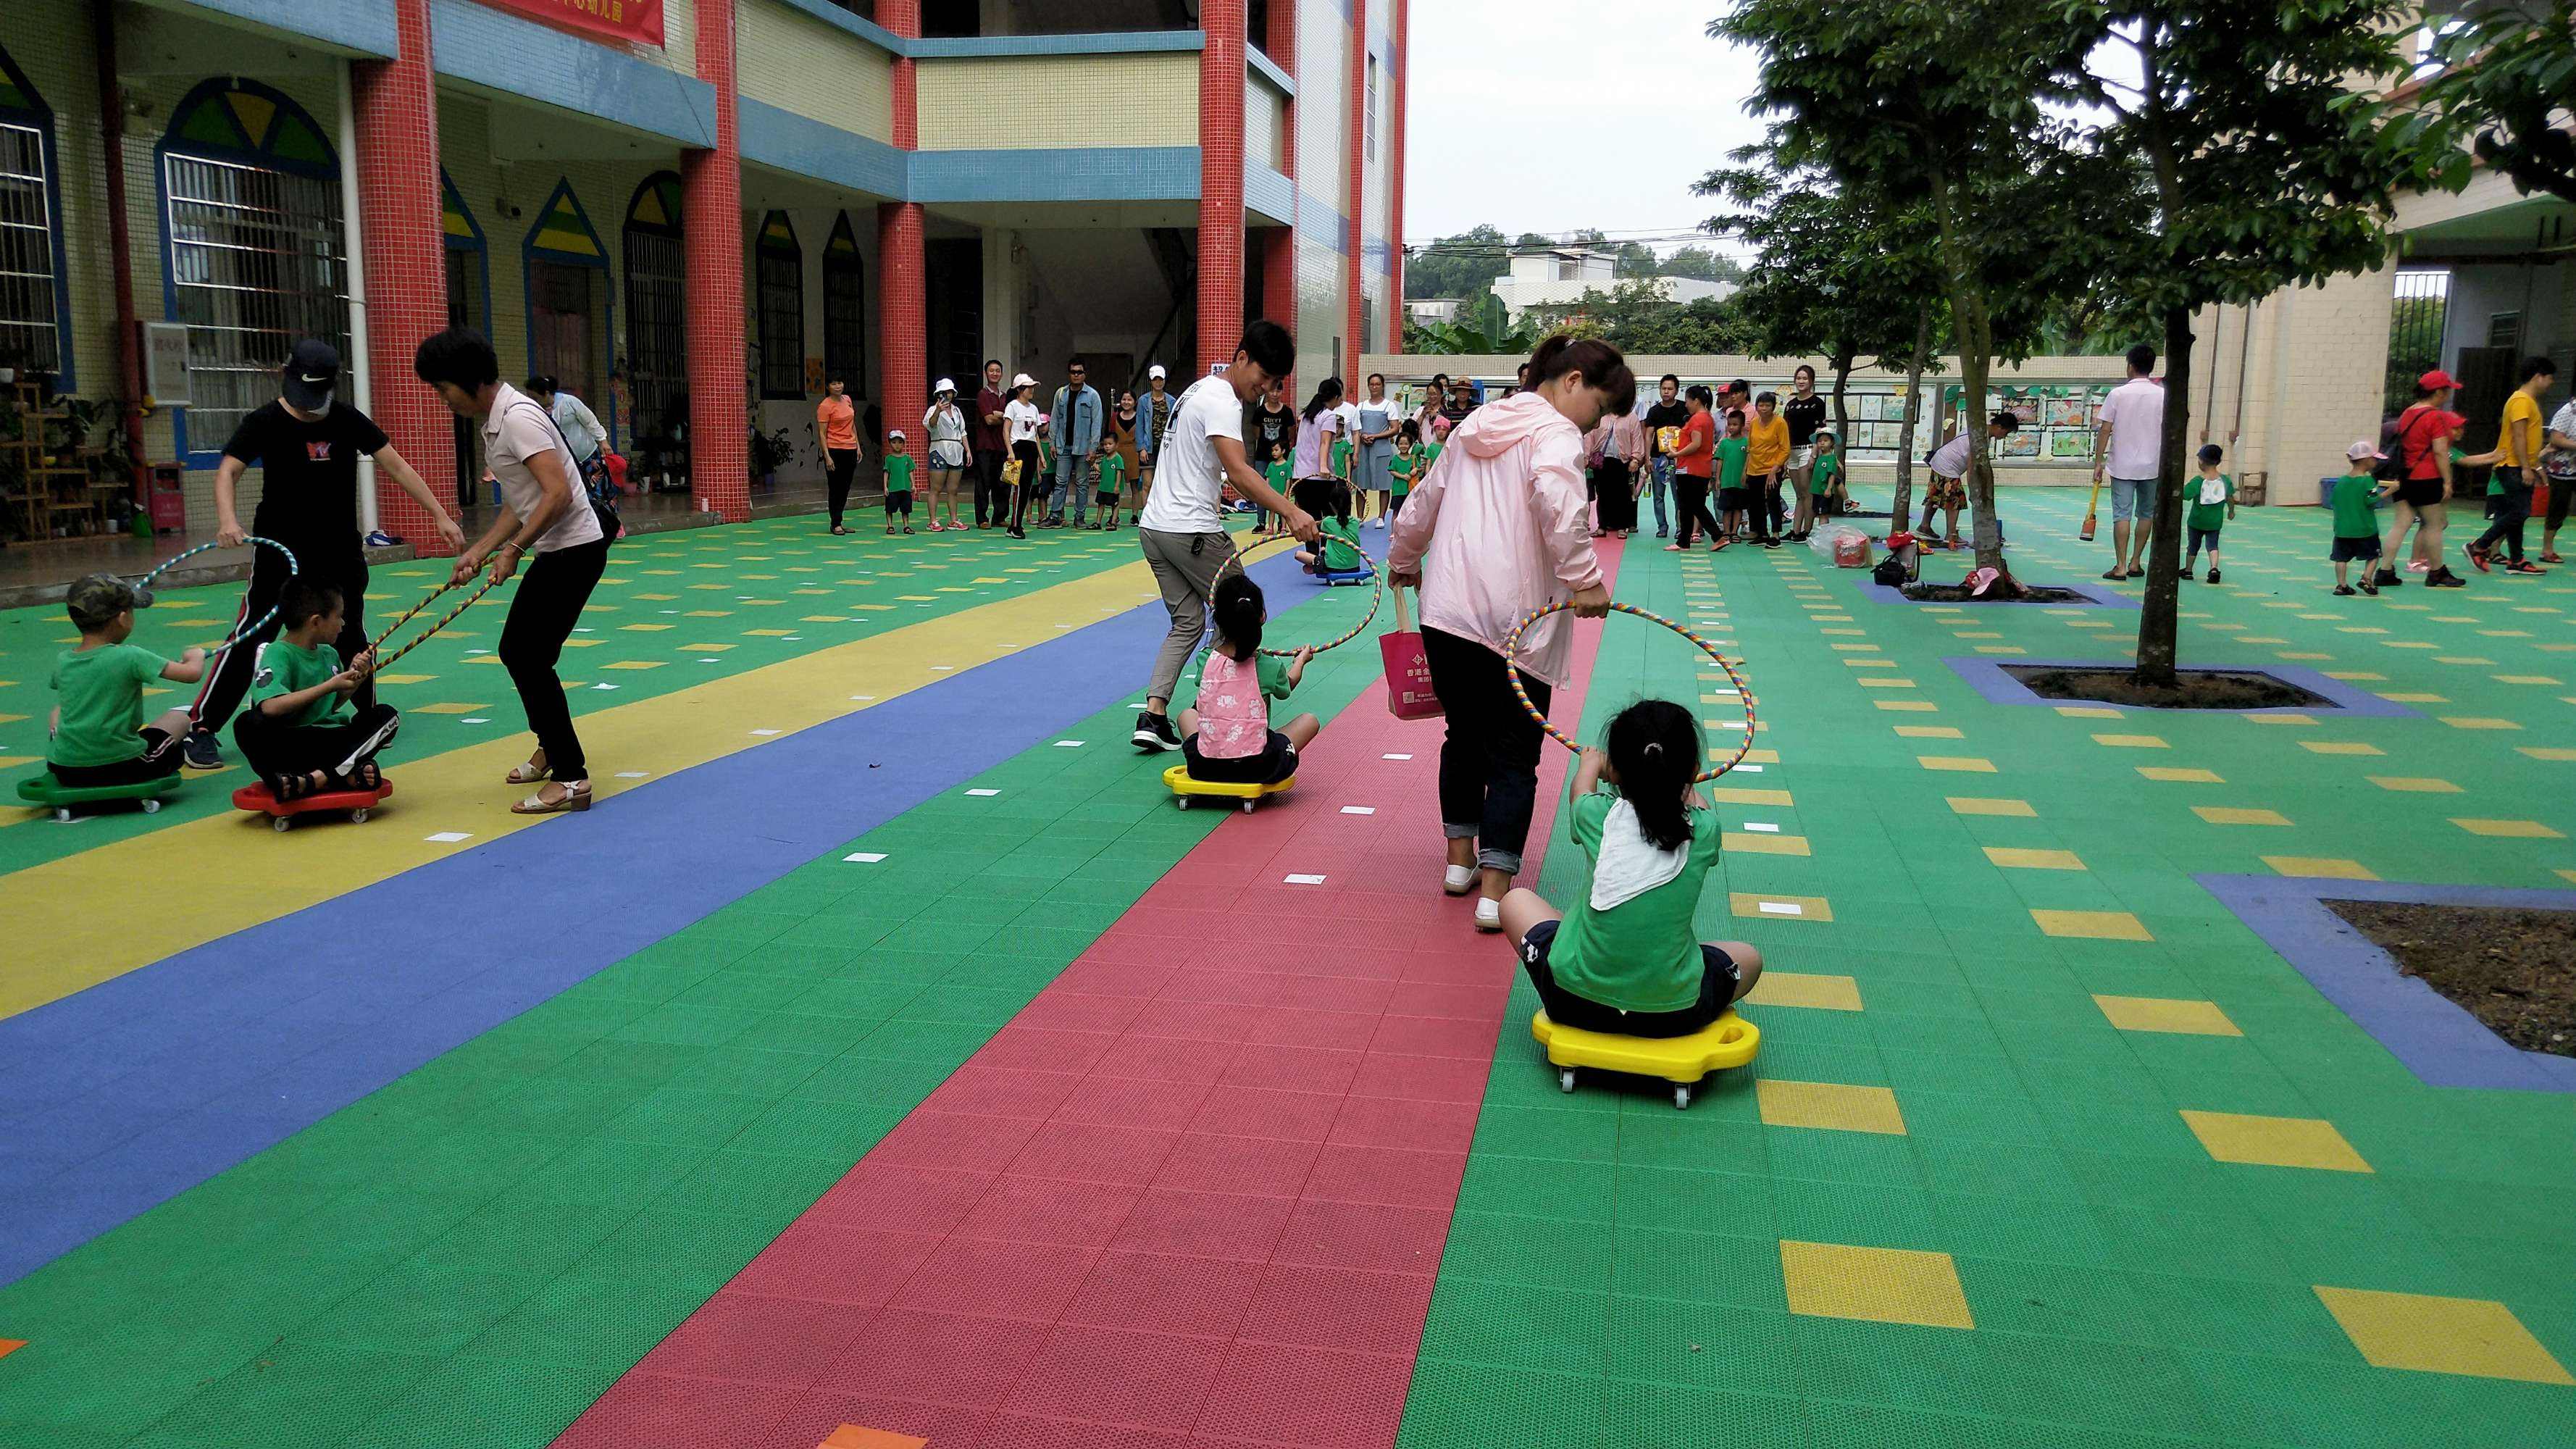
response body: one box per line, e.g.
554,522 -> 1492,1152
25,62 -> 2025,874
1390,422 -> 1423,521
1497,698 -> 1765,1036
1714,412 -> 1752,541
235,579 -> 401,799
882,431 -> 916,535
1095,449 -> 1128,530
1258,443 -> 1293,538
2330,440 -> 2392,596
45,574 -> 206,787
1292,481 -> 1366,575
1330,433 -> 1355,486
2182,443 -> 2238,585
1810,432 -> 1846,514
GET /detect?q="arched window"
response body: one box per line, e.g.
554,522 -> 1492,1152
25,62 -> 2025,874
622,172 -> 686,481
522,179 -> 610,423
822,213 -> 864,398
0,45 -> 71,387
440,170 -> 488,504
157,78 -> 346,462
756,211 -> 804,399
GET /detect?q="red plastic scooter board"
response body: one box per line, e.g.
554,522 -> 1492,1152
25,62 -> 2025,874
231,778 -> 393,832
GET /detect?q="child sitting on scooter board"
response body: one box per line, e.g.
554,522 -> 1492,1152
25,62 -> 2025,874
44,575 -> 205,788
1499,698 -> 1764,1037
1292,479 -> 1366,577
1176,573 -> 1319,788
234,579 -> 401,801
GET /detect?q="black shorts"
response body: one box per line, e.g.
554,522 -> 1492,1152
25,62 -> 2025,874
1182,730 -> 1297,785
2394,475 -> 2445,508
1718,487 -> 1755,512
2330,535 -> 2383,562
1521,919 -> 1740,1040
49,729 -> 183,788
2548,475 -> 2573,529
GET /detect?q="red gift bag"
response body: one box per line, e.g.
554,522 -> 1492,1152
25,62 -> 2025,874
1381,585 -> 1444,720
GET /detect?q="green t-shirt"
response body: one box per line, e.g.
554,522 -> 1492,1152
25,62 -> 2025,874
1331,438 -> 1354,476
1319,517 -> 1364,572
1265,459 -> 1292,494
1550,792 -> 1726,1014
2330,473 -> 2383,538
1097,452 -> 1126,493
248,637 -> 354,730
884,454 -> 915,495
2185,473 -> 2236,533
1424,440 -> 1444,469
47,643 -> 167,769
1390,451 -> 1420,496
1811,452 -> 1842,488
1716,436 -> 1749,489
1182,648 -> 1291,710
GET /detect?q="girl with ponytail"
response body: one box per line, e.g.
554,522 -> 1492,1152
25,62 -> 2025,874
1497,698 -> 1765,1038
1175,573 -> 1321,786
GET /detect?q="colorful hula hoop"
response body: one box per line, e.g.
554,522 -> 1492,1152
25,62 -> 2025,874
1502,601 -> 1758,783
134,536 -> 301,661
369,572 -> 508,671
1210,530 -> 1385,658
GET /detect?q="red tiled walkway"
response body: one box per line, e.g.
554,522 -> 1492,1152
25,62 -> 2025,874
553,546 -> 1620,1449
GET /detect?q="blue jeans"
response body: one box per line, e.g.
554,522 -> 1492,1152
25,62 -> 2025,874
1647,456 -> 1673,533
1051,454 -> 1096,522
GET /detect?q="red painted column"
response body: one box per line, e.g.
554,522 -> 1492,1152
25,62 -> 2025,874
683,0 -> 748,522
351,0 -> 452,551
1197,0 -> 1248,368
879,1 -> 926,454
1262,0 -> 1297,343
1387,0 -> 1407,353
1345,0 -> 1366,380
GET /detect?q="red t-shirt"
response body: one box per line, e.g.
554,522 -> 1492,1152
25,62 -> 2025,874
1676,412 -> 1718,478
2395,404 -> 2464,483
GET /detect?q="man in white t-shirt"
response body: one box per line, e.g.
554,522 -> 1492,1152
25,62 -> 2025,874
1132,321 -> 1318,753
2092,343 -> 2166,580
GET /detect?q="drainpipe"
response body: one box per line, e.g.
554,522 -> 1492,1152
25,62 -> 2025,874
91,2 -> 149,506
336,58 -> 379,535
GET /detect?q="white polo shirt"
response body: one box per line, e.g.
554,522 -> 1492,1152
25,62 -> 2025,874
1137,375 -> 1245,535
484,381 -> 603,553
2098,376 -> 2166,481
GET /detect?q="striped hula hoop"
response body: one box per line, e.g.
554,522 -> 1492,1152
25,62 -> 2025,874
1210,529 -> 1384,658
369,572 -> 508,672
134,535 -> 301,661
1501,601 -> 1758,783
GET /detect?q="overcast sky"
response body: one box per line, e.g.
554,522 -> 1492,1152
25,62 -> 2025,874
1402,0 -> 1768,256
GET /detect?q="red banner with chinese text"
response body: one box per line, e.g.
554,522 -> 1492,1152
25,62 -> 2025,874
474,0 -> 664,49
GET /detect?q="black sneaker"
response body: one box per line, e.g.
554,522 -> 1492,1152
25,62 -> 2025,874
2372,568 -> 2402,589
181,730 -> 223,770
2427,567 -> 2467,588
2333,584 -> 2358,596
1132,711 -> 1182,753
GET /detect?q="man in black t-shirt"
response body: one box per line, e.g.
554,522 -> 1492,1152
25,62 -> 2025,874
1640,372 -> 1689,538
184,339 -> 461,768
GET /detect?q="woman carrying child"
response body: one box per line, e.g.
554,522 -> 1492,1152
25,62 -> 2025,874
1176,573 -> 1320,787
1500,699 -> 1764,1036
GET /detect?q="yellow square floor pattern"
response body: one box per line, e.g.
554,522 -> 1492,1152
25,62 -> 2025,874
2313,1287 -> 2574,1385
1741,971 -> 1863,1011
2179,1110 -> 2372,1173
1779,1240 -> 1975,1329
1758,1080 -> 1907,1135
2093,995 -> 2242,1036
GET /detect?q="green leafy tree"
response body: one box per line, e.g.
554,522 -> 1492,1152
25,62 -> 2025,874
1715,0 -> 2107,578
1404,225 -> 1508,301
1660,245 -> 1746,285
2046,0 -> 2413,687
1526,280 -> 1760,355
2407,1 -> 2576,207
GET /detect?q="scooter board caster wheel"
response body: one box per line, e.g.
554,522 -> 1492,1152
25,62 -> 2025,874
141,798 -> 161,814
55,806 -> 71,823
1673,1085 -> 1694,1111
1239,800 -> 1256,814
272,814 -> 293,832
1176,796 -> 1192,809
1559,1068 -> 1577,1094
349,807 -> 371,824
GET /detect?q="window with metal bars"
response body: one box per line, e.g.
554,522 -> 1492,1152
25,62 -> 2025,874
164,152 -> 346,449
757,212 -> 804,399
1366,54 -> 1379,164
2385,270 -> 2449,416
622,175 -> 687,477
0,122 -> 62,376
823,214 -> 864,396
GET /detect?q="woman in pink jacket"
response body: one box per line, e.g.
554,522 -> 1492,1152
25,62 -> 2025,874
1389,335 -> 1626,931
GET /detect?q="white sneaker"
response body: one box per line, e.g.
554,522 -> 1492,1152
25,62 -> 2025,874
1473,898 -> 1503,932
1444,864 -> 1476,895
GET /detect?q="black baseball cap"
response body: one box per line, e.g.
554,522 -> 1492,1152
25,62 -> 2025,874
283,338 -> 340,412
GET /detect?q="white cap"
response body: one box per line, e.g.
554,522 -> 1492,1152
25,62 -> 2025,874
887,429 -> 905,440
1012,372 -> 1037,389
1147,364 -> 1167,380
933,377 -> 955,396
2348,439 -> 2385,462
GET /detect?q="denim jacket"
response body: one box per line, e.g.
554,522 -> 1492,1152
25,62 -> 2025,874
1050,384 -> 1103,456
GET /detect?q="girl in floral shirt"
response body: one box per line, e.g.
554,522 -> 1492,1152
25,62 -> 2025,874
1176,573 -> 1319,785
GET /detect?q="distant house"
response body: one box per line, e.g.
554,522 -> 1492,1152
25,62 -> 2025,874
1406,298 -> 1465,325
1489,248 -> 1734,321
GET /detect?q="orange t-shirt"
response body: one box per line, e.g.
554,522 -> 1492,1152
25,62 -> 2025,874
818,395 -> 858,451
1676,412 -> 1717,478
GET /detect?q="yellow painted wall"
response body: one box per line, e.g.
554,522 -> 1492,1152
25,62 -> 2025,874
916,53 -> 1197,151
738,0 -> 895,144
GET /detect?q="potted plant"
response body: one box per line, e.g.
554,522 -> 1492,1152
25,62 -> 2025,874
748,423 -> 791,489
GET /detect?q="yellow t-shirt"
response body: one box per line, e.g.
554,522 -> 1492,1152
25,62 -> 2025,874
2501,391 -> 2544,467
1747,412 -> 1790,475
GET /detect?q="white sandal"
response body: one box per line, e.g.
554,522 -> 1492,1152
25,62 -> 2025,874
1473,898 -> 1504,932
511,779 -> 590,814
506,756 -> 551,785
1444,864 -> 1476,895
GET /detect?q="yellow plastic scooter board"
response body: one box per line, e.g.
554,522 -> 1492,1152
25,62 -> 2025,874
1531,1009 -> 1761,1109
1162,763 -> 1295,814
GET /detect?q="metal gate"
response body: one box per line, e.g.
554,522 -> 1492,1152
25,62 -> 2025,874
164,152 -> 347,446
622,226 -> 687,489
0,122 -> 62,375
2385,270 -> 2449,417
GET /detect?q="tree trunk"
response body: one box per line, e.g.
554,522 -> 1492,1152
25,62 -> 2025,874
1829,347 -> 1852,459
1891,301 -> 1931,528
2132,303 -> 2195,688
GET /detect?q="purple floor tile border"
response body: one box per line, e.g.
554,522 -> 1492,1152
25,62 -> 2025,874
1943,657 -> 2425,717
2198,873 -> 2576,1093
1853,576 -> 2136,608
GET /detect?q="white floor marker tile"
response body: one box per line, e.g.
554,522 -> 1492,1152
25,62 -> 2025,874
1757,901 -> 1804,916
751,729 -> 782,736
1732,764 -> 1766,773
425,832 -> 473,843
590,683 -> 618,690
1340,806 -> 1377,815
461,717 -> 490,724
932,665 -> 954,672
614,771 -> 650,779
850,694 -> 875,701
1054,740 -> 1085,748
844,851 -> 888,863
1382,752 -> 1413,761
966,788 -> 1000,797
1744,822 -> 1780,832
1285,873 -> 1328,885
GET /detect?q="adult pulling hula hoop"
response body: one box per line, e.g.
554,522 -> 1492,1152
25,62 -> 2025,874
368,572 -> 509,672
1503,601 -> 1757,783
1210,530 -> 1384,656
134,536 -> 301,660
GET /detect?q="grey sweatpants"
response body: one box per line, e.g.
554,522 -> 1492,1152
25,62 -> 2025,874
1140,526 -> 1238,706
